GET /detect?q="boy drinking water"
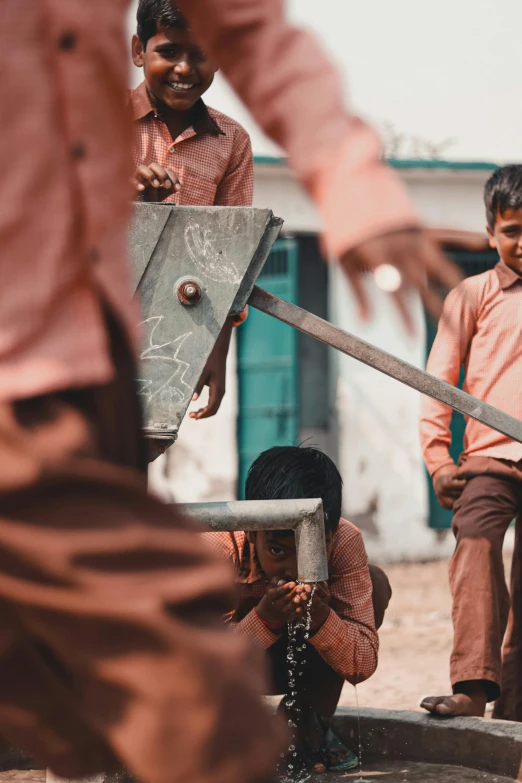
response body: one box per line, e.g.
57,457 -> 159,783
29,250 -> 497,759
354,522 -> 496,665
420,165 -> 522,720
206,446 -> 391,775
130,0 -> 252,421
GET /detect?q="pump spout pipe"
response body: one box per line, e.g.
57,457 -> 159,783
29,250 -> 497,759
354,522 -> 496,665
178,498 -> 328,583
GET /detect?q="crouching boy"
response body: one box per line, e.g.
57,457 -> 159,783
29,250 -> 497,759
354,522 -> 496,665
205,446 -> 391,775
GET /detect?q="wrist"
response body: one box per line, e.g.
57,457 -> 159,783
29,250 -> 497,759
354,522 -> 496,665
432,461 -> 456,479
255,607 -> 284,632
255,604 -> 284,632
310,606 -> 331,636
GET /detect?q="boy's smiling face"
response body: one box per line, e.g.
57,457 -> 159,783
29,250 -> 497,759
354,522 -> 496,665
132,25 -> 218,113
251,531 -> 332,583
487,207 -> 522,276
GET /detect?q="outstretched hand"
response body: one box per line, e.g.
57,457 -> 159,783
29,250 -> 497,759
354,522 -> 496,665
340,227 -> 464,330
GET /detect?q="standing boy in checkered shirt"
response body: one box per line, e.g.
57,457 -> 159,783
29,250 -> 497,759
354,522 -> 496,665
206,446 -> 391,776
420,165 -> 522,720
130,0 -> 252,420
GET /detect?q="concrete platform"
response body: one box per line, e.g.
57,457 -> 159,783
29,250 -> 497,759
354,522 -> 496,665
331,708 -> 522,780
3,707 -> 522,783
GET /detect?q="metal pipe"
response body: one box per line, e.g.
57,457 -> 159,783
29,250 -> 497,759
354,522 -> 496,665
249,286 -> 522,445
178,498 -> 328,583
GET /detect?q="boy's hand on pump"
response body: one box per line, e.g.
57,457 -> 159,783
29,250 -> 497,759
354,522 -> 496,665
134,162 -> 181,201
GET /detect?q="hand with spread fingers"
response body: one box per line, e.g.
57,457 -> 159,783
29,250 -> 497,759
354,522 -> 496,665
340,227 -> 464,331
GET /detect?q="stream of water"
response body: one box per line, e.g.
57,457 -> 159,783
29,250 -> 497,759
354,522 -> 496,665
278,584 -> 372,782
352,684 -> 372,782
278,583 -> 317,783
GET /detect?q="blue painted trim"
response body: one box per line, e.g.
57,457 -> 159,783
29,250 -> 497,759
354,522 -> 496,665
388,159 -> 498,171
253,155 -> 286,166
254,155 -> 499,171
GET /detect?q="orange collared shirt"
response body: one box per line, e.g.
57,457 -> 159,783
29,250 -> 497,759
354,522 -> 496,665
420,261 -> 522,476
204,519 -> 378,685
130,81 -> 254,206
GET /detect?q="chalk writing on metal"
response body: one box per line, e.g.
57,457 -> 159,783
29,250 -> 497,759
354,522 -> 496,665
137,316 -> 192,404
185,222 -> 240,284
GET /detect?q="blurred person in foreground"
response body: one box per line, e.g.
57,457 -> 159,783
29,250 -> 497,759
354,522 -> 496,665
0,1 -> 482,783
420,165 -> 522,720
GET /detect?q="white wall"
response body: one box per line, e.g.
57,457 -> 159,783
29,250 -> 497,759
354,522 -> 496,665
253,163 -> 492,233
329,265 -> 453,562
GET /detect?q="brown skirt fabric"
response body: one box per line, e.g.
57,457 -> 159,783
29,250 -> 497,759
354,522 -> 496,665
0,310 -> 282,783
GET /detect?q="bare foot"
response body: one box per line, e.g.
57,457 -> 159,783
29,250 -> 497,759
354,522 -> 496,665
421,692 -> 487,717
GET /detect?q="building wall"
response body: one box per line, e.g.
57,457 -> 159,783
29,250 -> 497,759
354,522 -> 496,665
151,163 -> 495,562
253,162 -> 492,234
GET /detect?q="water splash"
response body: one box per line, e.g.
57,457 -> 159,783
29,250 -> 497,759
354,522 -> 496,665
355,683 -> 363,770
277,582 -> 317,783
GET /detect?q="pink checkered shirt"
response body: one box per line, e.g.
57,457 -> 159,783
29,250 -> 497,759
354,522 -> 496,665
130,81 -> 253,206
420,260 -> 522,476
204,519 -> 378,684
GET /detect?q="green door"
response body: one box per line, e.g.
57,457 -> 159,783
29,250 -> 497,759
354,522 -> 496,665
237,239 -> 299,497
426,250 -> 498,529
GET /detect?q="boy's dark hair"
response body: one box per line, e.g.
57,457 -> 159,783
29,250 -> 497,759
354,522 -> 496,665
245,446 -> 343,535
137,0 -> 188,48
484,165 -> 522,230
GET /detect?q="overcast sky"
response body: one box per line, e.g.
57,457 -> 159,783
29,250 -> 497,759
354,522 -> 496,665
128,0 -> 522,162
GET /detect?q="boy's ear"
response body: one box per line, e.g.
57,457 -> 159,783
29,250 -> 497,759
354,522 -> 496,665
131,34 -> 145,68
486,224 -> 497,250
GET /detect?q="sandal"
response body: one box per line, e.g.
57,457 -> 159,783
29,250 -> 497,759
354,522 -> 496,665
317,715 -> 359,772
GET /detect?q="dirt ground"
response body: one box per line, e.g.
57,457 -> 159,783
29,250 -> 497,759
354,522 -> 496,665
338,554 -> 511,714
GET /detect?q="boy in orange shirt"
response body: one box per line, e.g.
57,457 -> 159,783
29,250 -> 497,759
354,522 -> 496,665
130,0 -> 252,421
206,446 -> 391,775
420,165 -> 522,720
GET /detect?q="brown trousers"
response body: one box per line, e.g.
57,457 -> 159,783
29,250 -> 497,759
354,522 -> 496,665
268,564 -> 391,717
450,456 -> 522,717
0,310 -> 282,783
